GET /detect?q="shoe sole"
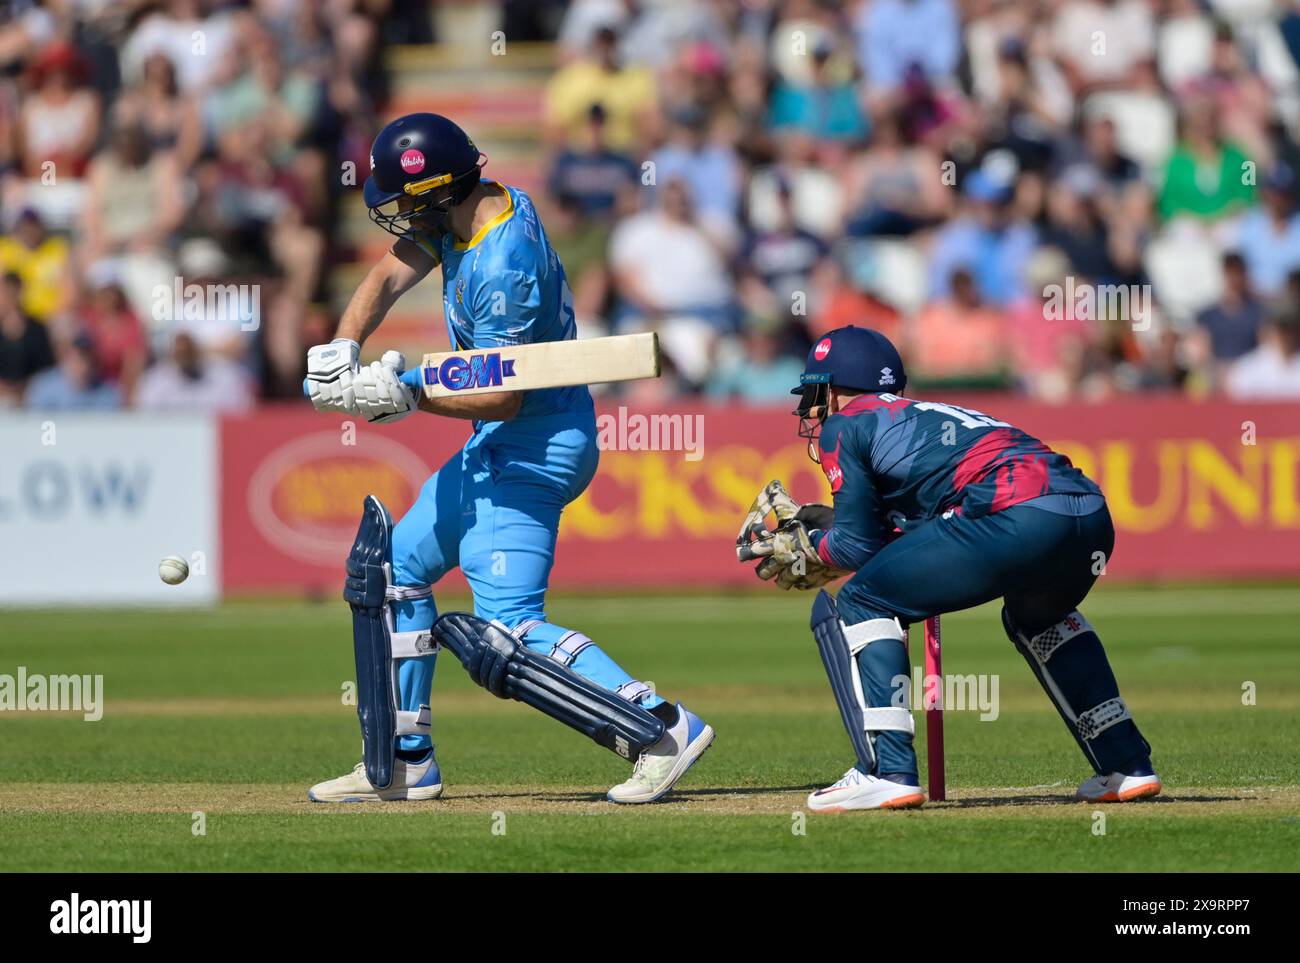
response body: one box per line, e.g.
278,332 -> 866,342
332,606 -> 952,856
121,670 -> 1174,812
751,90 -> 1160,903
809,791 -> 927,813
607,725 -> 715,804
1079,780 -> 1162,804
308,784 -> 444,803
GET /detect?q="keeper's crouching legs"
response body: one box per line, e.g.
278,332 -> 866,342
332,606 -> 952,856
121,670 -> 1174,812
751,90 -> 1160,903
1002,607 -> 1161,802
806,591 -> 926,811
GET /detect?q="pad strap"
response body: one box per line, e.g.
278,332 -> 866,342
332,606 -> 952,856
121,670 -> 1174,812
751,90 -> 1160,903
615,680 -> 653,704
396,706 -> 432,736
389,629 -> 438,659
386,583 -> 433,602
1077,697 -> 1131,741
861,706 -> 915,733
1026,611 -> 1094,664
512,619 -> 545,640
550,630 -> 594,667
843,617 -> 905,655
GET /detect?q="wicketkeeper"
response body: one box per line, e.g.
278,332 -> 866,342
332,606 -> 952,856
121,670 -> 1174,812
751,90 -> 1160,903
303,113 -> 713,803
737,325 -> 1159,811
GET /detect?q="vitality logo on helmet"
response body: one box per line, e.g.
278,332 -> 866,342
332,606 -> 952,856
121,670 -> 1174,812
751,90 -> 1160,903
363,113 -> 485,245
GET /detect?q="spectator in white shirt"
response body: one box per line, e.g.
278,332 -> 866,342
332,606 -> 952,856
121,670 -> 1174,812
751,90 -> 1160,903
1225,297 -> 1300,400
608,176 -> 736,330
135,328 -> 253,412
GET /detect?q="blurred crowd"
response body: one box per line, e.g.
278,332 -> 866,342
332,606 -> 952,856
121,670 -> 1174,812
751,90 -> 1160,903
538,0 -> 1300,402
4,0 -> 1300,412
0,0 -> 416,411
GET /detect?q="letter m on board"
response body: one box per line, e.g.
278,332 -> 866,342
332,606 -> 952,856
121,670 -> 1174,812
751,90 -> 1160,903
468,353 -> 503,388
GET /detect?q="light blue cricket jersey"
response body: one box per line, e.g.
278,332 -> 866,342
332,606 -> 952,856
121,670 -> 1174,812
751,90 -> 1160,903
427,182 -> 593,424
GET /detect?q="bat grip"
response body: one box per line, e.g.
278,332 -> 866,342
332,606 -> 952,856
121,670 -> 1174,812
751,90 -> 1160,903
399,367 -> 422,393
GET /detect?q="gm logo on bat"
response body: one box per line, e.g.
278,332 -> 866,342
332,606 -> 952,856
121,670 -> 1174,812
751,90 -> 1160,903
422,353 -> 517,390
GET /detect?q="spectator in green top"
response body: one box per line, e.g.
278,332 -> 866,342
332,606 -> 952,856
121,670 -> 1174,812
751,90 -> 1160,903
1158,97 -> 1255,222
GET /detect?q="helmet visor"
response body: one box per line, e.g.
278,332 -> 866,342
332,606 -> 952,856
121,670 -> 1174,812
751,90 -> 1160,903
368,192 -> 450,242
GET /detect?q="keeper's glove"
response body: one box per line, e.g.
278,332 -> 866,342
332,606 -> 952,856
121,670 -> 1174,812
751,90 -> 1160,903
735,479 -> 849,591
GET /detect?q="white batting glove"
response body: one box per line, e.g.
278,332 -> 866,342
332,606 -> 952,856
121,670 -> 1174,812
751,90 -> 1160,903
354,350 -> 418,424
306,339 -> 361,414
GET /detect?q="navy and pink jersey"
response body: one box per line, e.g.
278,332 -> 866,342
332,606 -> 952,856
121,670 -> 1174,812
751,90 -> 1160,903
812,393 -> 1103,571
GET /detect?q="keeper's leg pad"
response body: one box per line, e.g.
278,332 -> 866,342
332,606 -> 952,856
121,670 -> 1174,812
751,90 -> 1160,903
343,496 -> 435,789
1002,606 -> 1151,775
810,591 -> 914,775
432,612 -> 665,760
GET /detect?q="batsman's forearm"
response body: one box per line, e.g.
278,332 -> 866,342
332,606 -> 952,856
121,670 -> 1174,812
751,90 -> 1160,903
418,389 -> 523,422
335,266 -> 402,346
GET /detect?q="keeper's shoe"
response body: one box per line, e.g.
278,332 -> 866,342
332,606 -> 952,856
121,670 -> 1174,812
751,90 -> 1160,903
1076,768 -> 1162,803
607,703 -> 714,804
807,767 -> 926,812
308,749 -> 443,803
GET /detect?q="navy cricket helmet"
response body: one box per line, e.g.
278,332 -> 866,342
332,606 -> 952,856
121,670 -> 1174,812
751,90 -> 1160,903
364,113 -> 484,241
793,325 -> 906,457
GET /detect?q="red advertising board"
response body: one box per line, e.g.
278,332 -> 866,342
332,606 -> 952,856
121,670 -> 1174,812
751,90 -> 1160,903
220,397 -> 1300,593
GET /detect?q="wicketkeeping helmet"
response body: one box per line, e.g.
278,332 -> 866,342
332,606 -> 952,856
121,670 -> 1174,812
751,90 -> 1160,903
792,325 -> 907,460
364,113 -> 484,242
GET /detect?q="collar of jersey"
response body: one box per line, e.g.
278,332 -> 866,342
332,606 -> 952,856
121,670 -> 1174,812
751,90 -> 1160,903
454,182 -> 514,252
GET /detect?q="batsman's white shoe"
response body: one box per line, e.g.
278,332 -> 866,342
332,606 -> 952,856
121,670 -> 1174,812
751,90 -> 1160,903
807,768 -> 926,812
607,703 -> 714,804
307,749 -> 443,803
1076,770 -> 1162,803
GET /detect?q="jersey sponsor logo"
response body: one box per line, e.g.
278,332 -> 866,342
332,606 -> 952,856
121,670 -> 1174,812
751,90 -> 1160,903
400,149 -> 426,173
814,338 -> 832,360
422,352 -> 517,390
820,437 -> 845,493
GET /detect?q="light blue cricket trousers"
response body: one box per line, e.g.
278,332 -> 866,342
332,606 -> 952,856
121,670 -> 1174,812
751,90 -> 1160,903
388,409 -> 664,749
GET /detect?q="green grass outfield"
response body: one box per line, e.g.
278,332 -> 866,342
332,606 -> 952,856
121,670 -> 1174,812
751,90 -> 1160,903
1,584 -> 1298,871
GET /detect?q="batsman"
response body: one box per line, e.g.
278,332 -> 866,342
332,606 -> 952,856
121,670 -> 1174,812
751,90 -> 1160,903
303,113 -> 713,803
737,325 -> 1160,812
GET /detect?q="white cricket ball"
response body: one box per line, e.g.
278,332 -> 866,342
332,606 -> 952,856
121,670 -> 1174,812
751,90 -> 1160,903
159,555 -> 190,585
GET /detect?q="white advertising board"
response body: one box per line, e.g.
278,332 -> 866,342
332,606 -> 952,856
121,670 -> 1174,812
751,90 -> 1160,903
0,414 -> 219,605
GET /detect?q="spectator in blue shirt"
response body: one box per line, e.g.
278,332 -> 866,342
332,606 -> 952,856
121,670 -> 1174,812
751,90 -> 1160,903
928,169 -> 1038,306
25,333 -> 122,410
856,0 -> 961,93
651,103 -> 742,228
707,321 -> 808,402
1231,164 -> 1300,297
546,104 -> 640,222
1197,252 -> 1264,362
769,41 -> 869,143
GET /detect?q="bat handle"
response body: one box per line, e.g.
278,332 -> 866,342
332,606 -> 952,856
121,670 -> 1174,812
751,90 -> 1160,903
399,367 -> 423,393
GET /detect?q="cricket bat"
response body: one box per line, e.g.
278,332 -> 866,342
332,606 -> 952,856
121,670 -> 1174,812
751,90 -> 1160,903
419,332 -> 660,400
